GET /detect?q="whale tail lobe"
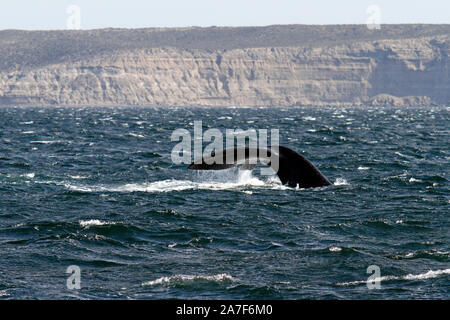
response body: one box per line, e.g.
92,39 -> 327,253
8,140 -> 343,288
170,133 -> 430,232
188,146 -> 331,189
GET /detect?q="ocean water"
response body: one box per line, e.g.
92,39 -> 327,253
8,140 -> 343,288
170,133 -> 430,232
0,106 -> 448,299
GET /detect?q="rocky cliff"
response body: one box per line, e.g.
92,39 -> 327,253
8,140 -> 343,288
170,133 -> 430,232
0,25 -> 448,107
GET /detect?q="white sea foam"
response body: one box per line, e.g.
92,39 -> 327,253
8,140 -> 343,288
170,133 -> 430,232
395,151 -> 407,158
403,269 -> 450,280
67,179 -> 262,193
399,250 -> 449,259
142,273 -> 235,286
334,178 -> 348,186
69,175 -> 89,180
64,170 -> 291,193
358,166 -> 370,170
30,140 -> 64,144
128,132 -> 145,138
336,268 -> 450,286
79,219 -> 115,228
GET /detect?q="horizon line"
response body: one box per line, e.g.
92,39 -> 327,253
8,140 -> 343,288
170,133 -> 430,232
1,22 -> 449,32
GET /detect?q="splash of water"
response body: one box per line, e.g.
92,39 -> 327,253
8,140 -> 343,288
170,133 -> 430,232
63,168 -> 286,193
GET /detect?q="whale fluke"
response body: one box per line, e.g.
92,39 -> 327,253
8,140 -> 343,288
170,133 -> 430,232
188,146 -> 332,189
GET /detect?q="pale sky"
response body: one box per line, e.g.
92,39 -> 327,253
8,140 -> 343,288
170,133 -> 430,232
0,0 -> 448,30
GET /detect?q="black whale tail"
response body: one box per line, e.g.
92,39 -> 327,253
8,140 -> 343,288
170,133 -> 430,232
188,145 -> 332,189
275,146 -> 331,188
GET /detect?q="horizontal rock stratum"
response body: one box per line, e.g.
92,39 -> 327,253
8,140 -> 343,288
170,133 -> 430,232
0,25 -> 448,107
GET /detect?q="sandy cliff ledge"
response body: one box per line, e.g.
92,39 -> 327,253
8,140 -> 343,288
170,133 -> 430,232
0,25 -> 448,106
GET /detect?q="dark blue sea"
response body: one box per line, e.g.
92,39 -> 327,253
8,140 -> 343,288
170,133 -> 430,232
0,106 -> 448,299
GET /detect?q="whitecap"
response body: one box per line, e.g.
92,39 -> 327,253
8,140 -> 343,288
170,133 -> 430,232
64,170 -> 290,193
336,268 -> 450,286
30,140 -> 62,144
395,152 -> 407,158
69,175 -> 89,180
404,269 -> 450,280
358,166 -> 370,170
329,246 -> 342,252
334,178 -> 348,186
68,179 -> 262,193
142,273 -> 235,287
79,219 -> 115,228
128,132 -> 145,138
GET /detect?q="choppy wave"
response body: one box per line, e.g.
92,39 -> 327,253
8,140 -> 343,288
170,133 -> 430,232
5,168 -> 343,193
62,170 -> 347,193
333,178 -> 348,186
79,219 -> 116,228
1,106 -> 448,299
21,173 -> 35,179
69,175 -> 90,180
63,170 -> 291,193
30,140 -> 66,144
127,132 -> 145,138
65,179 -> 282,193
336,268 -> 450,286
391,250 -> 449,261
142,273 -> 236,287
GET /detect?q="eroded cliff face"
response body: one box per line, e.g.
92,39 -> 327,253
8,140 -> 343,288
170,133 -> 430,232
0,32 -> 448,106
